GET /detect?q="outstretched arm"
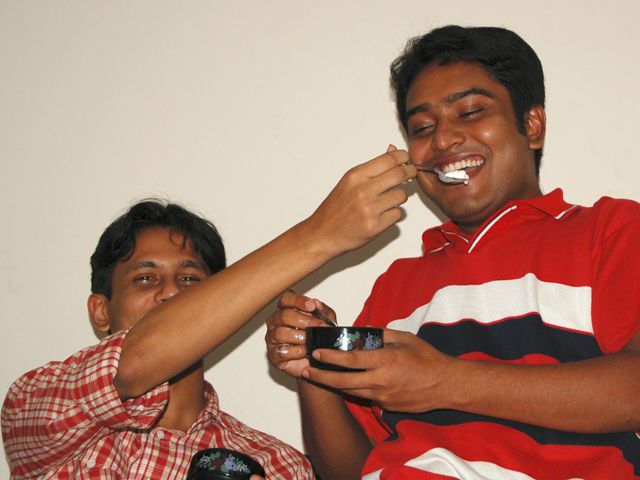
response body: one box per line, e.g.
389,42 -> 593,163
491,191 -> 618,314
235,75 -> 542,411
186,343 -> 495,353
116,147 -> 416,399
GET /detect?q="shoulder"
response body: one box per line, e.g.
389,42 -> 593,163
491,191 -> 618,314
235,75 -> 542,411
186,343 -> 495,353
591,196 -> 640,216
580,196 -> 640,235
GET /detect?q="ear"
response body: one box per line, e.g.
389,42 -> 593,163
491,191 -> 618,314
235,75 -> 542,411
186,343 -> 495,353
525,105 -> 546,150
88,293 -> 111,333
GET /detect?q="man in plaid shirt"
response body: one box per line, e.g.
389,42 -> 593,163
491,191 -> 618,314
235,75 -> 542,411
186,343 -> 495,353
2,150 -> 416,479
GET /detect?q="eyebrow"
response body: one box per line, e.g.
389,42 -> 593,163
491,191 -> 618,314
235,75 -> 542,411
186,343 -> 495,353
405,87 -> 497,120
129,260 -> 207,271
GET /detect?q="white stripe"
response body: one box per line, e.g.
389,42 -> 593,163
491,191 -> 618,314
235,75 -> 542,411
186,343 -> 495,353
555,204 -> 578,220
442,230 -> 470,243
361,447 -> 537,479
362,469 -> 382,479
387,273 -> 593,335
405,447 -> 535,479
362,448 -> 581,480
469,206 -> 517,253
426,241 -> 450,254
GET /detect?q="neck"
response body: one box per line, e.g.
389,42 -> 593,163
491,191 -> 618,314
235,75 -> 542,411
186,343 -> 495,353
456,186 -> 544,236
156,361 -> 206,432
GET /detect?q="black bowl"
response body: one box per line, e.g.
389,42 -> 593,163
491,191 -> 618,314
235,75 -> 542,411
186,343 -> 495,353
186,448 -> 265,479
305,326 -> 383,371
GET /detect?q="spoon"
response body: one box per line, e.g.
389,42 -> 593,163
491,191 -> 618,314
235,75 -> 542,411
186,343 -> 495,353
312,308 -> 338,327
415,164 -> 468,185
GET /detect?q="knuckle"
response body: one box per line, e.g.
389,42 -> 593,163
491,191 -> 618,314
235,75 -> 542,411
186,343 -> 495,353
343,168 -> 361,186
395,189 -> 408,204
390,167 -> 406,184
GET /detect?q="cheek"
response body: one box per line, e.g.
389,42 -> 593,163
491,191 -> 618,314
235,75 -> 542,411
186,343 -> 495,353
112,291 -> 158,330
408,139 -> 430,163
476,119 -> 524,152
474,120 -> 507,149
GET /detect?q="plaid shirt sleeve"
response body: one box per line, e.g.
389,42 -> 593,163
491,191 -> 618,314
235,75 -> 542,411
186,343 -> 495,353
1,329 -> 169,478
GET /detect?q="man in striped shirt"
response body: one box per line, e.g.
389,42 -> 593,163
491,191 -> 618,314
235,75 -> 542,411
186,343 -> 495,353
266,26 -> 640,479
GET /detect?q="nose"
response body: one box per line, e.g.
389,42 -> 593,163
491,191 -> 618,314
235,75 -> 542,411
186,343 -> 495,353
432,119 -> 464,152
155,279 -> 180,303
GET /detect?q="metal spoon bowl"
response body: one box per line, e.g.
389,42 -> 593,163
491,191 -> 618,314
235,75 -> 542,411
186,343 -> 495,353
415,165 -> 468,185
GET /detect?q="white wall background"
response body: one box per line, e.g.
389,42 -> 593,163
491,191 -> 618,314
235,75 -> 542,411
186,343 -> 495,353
2,1 -> 639,476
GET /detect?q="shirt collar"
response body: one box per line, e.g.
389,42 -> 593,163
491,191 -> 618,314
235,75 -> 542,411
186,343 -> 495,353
189,381 -> 220,432
422,188 -> 578,253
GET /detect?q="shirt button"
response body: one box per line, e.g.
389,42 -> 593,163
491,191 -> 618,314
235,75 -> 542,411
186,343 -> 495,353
156,431 -> 164,440
87,458 -> 96,468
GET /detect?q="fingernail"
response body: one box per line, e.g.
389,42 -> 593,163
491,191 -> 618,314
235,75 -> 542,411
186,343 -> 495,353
301,369 -> 310,379
276,345 -> 289,355
294,332 -> 305,341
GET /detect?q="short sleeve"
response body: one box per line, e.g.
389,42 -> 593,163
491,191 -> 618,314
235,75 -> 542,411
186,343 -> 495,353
591,210 -> 640,353
2,329 -> 169,477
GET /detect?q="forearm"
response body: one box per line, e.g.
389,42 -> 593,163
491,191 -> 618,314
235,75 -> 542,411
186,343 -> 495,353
116,149 -> 415,398
117,218 -> 341,397
308,329 -> 640,435
445,350 -> 640,433
298,380 -> 371,480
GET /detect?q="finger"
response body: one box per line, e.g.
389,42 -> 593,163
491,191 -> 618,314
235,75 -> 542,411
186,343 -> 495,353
361,190 -> 408,233
356,148 -> 410,178
268,324 -> 307,346
268,343 -> 308,362
380,328 -> 411,345
268,308 -> 326,331
371,162 -> 417,194
303,365 -> 373,391
376,206 -> 404,232
376,184 -> 410,210
311,299 -> 337,322
313,347 -> 386,370
278,290 -> 316,312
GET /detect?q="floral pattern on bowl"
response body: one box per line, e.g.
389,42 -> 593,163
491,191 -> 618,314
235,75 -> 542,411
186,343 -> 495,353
187,448 -> 265,479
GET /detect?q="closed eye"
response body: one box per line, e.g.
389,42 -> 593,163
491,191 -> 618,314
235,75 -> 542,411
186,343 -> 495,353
411,123 -> 435,137
460,107 -> 483,119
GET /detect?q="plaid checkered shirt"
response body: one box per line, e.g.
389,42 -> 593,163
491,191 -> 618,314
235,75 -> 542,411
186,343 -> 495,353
2,330 -> 313,479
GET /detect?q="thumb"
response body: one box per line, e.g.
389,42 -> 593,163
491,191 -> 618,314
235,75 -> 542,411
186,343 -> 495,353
386,144 -> 397,152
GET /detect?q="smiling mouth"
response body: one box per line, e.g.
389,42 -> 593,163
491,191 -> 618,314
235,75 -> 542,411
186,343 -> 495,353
441,158 -> 484,174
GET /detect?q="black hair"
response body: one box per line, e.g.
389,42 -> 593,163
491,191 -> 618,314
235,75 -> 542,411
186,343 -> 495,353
390,25 -> 545,173
90,199 -> 226,298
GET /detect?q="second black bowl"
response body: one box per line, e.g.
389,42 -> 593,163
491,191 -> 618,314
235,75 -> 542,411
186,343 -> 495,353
186,448 -> 265,479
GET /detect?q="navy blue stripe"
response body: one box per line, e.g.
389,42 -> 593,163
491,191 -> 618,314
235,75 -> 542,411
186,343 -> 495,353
382,410 -> 640,474
418,313 -> 602,362
381,316 -> 637,472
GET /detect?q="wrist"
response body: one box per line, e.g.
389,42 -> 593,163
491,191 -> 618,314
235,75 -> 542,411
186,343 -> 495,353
292,216 -> 347,260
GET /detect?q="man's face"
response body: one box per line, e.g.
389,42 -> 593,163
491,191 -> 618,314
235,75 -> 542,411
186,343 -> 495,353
406,62 -> 544,233
95,227 -> 210,333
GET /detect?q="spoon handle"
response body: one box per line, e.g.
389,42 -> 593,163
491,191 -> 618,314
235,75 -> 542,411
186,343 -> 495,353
312,308 -> 337,327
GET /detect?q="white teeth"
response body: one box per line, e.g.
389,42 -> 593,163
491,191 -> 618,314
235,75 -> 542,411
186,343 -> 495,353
442,158 -> 484,174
